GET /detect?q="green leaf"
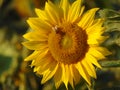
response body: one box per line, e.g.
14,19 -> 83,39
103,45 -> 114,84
105,21 -> 120,32
98,9 -> 120,32
99,9 -> 120,19
99,60 -> 120,68
99,8 -> 120,58
0,55 -> 12,75
104,31 -> 120,44
99,9 -> 120,48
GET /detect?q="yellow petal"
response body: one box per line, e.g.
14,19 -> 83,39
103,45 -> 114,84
45,1 -> 62,25
86,19 -> 104,34
68,0 -> 82,22
27,18 -> 51,33
75,62 -> 91,85
33,50 -> 50,67
33,66 -> 40,72
86,19 -> 106,45
78,8 -> 99,30
81,59 -> 96,78
68,65 -> 74,89
94,47 -> 111,58
54,64 -> 62,88
79,6 -> 85,17
25,51 -> 39,61
74,6 -> 85,23
31,60 -> 35,67
22,41 -> 48,50
70,65 -> 81,85
37,58 -> 56,75
23,31 -> 48,41
60,0 -> 70,20
61,64 -> 69,89
35,8 -> 47,20
41,62 -> 58,84
86,53 -> 102,69
87,34 -> 106,45
88,47 -> 106,59
87,37 -> 99,45
87,29 -> 104,41
97,36 -> 109,44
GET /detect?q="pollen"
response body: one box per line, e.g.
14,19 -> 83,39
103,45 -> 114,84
48,22 -> 89,64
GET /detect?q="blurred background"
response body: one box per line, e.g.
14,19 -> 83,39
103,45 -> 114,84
0,0 -> 120,90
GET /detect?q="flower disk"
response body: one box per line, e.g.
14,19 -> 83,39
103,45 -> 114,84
48,22 -> 88,64
23,0 -> 111,89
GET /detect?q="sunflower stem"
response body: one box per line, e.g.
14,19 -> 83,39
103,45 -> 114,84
99,60 -> 120,68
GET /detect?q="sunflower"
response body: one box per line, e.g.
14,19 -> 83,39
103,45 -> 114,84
23,0 -> 111,89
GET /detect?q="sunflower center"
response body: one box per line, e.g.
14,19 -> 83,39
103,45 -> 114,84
48,22 -> 89,64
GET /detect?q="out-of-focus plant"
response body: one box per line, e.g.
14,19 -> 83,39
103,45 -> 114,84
0,0 -> 46,90
99,9 -> 120,60
0,0 -> 3,7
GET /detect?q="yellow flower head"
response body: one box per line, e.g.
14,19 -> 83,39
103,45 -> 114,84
23,0 -> 111,89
